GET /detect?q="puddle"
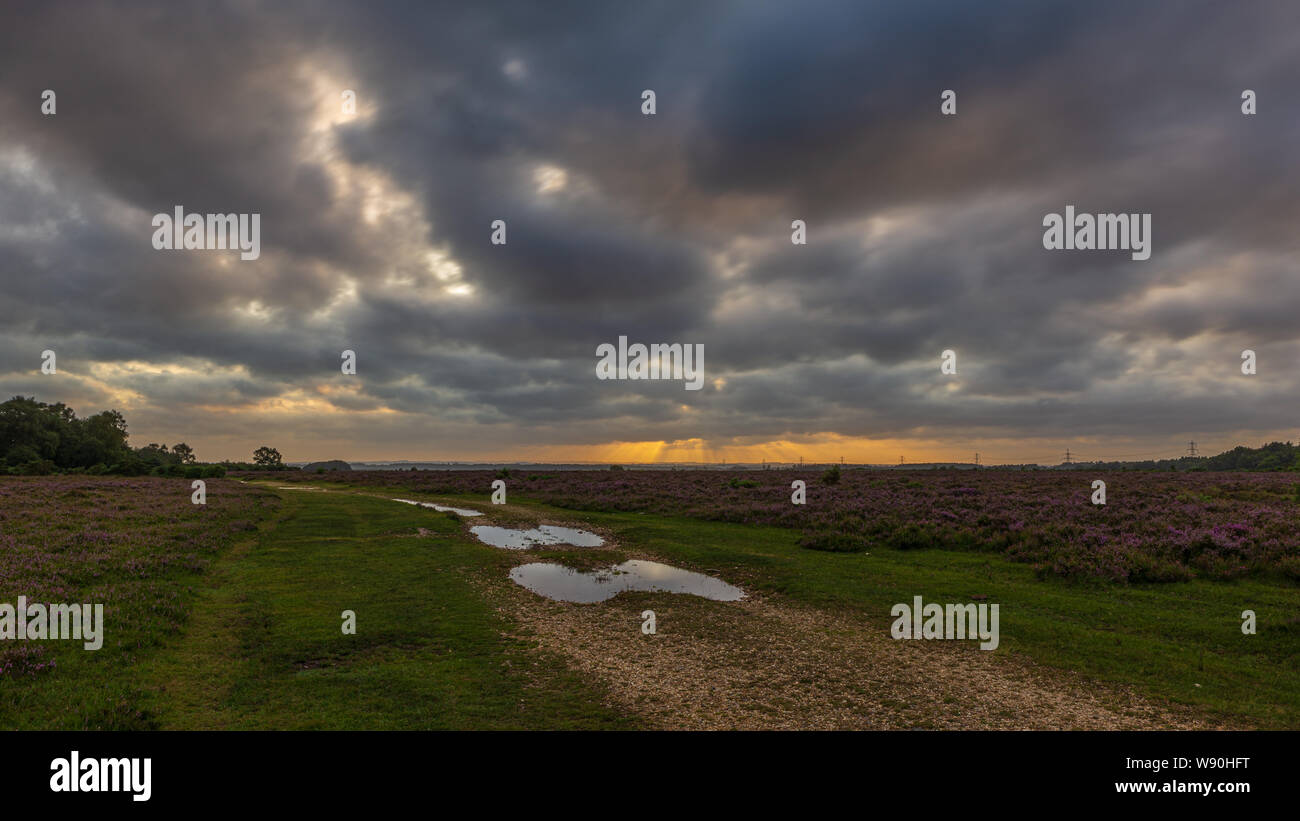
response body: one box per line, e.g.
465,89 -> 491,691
392,498 -> 484,517
277,486 -> 326,491
470,525 -> 604,549
509,559 -> 745,603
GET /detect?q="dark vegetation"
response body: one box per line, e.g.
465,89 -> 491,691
0,396 -> 289,476
1068,441 -> 1300,472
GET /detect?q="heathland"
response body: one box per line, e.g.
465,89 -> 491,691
1,469 -> 1296,729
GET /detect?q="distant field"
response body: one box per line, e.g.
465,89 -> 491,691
268,468 -> 1300,583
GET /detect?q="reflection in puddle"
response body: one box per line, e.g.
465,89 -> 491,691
470,525 -> 604,549
509,560 -> 745,603
392,498 -> 484,517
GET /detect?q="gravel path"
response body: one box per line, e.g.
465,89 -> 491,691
497,581 -> 1227,730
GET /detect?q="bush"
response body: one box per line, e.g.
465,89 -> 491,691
1278,556 -> 1300,583
5,444 -> 41,466
16,459 -> 57,476
728,477 -> 758,488
799,529 -> 871,553
821,464 -> 841,484
1127,554 -> 1196,584
888,522 -> 935,550
117,458 -> 151,476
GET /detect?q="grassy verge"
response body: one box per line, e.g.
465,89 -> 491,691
0,477 -> 276,729
136,488 -> 633,729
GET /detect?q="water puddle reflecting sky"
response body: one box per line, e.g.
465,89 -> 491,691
470,525 -> 604,549
392,498 -> 485,517
509,559 -> 745,603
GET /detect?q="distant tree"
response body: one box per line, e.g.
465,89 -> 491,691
172,442 -> 196,464
82,409 -> 130,464
253,446 -> 283,467
1,396 -> 133,472
135,442 -> 180,468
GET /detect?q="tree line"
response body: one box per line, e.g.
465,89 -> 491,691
0,396 -> 288,476
1058,442 -> 1300,472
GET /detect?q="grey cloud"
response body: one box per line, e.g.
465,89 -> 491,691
1,0 -> 1298,459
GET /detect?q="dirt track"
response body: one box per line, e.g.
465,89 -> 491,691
497,581 -> 1226,730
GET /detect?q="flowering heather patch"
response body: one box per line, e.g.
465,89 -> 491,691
266,469 -> 1300,584
0,476 -> 277,677
0,643 -> 54,677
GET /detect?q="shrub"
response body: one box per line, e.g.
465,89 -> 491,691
821,464 -> 841,484
1278,556 -> 1300,583
799,529 -> 871,553
19,459 -> 57,476
1128,554 -> 1196,584
888,523 -> 935,550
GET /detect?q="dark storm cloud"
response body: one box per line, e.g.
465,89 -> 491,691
1,0 -> 1298,458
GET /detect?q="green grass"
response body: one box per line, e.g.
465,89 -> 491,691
8,477 -> 1297,729
134,490 -> 632,729
277,482 -> 1300,726
555,509 -> 1300,728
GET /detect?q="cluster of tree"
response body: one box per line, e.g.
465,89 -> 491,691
220,447 -> 290,472
1196,441 -> 1300,471
1053,441 -> 1300,472
0,396 -> 288,476
2,396 -> 132,474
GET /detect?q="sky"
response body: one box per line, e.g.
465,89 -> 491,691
1,0 -> 1298,465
